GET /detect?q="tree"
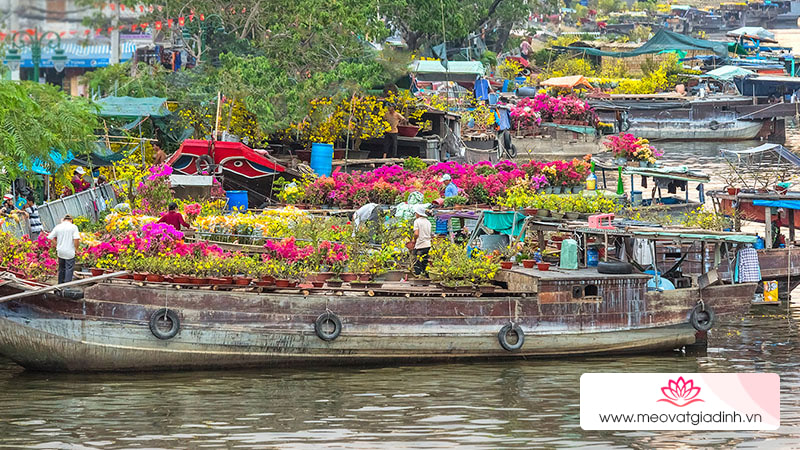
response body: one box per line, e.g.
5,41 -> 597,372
0,81 -> 98,186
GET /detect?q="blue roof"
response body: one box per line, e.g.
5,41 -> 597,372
16,42 -> 136,68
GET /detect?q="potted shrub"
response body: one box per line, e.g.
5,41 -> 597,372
443,195 -> 468,210
326,277 -> 343,287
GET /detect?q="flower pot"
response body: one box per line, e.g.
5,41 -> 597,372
454,204 -> 463,210
333,149 -> 346,160
133,273 -> 147,282
191,277 -> 209,285
500,261 -> 514,270
275,279 -> 291,288
311,281 -> 325,288
544,186 -> 553,194
146,274 -> 165,283
340,273 -> 359,282
350,281 -> 369,289
316,272 -> 334,282
174,276 -> 191,284
397,125 -> 420,137
90,268 -> 104,277
220,276 -> 234,284
478,284 -> 496,293
565,212 -> 580,220
326,280 -> 343,287
613,157 -> 628,166
639,160 -> 649,167
367,282 -> 384,289
522,208 -> 538,216
727,187 -> 740,196
537,209 -> 550,217
409,278 -> 430,286
537,262 -> 551,271
358,272 -> 371,281
552,186 -> 562,194
118,274 -> 134,280
261,275 -> 275,284
234,277 -> 252,286
572,186 -> 582,194
551,211 -> 565,220
522,259 -> 536,269
381,270 -> 406,282
209,277 -> 227,285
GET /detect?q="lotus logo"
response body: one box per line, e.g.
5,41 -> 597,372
657,376 -> 704,407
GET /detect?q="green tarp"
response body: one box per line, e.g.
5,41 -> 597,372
94,96 -> 171,118
483,211 -> 527,237
567,29 -> 729,59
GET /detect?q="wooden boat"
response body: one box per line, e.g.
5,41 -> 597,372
0,268 -> 755,372
628,119 -> 763,141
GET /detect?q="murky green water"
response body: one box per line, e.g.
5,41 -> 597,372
0,300 -> 797,448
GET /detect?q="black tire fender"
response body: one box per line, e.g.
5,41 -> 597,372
195,154 -> 214,174
690,304 -> 715,332
149,308 -> 180,340
315,312 -> 342,341
709,120 -> 720,131
498,323 -> 524,351
597,261 -> 633,274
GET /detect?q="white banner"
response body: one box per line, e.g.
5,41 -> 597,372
580,373 -> 780,430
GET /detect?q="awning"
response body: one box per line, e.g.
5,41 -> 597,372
410,60 -> 486,82
541,75 -> 593,89
94,96 -> 171,118
705,65 -> 755,80
18,42 -> 136,68
565,29 -> 729,59
721,143 -> 800,168
727,27 -> 778,44
623,166 -> 710,183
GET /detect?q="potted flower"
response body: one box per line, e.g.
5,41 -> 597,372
442,195 -> 468,210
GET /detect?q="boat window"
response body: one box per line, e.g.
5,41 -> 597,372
584,284 -> 599,297
572,285 -> 583,299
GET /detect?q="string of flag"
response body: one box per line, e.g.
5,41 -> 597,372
0,3 -> 251,40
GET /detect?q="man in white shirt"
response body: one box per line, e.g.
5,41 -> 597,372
411,205 -> 432,276
48,215 -> 81,284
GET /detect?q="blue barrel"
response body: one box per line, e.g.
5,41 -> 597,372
586,247 -> 599,267
225,190 -> 248,211
754,236 -> 765,249
310,143 -> 334,177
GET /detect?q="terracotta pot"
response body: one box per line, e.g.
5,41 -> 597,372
174,276 -> 191,284
537,262 -> 551,271
235,277 -> 252,286
255,280 -> 274,287
163,276 -> 175,283
500,261 -> 514,270
288,281 -> 298,288
727,187 -> 740,195
191,277 -> 208,285
261,275 -> 275,284
522,259 -> 536,269
116,273 -> 133,280
316,272 -> 334,282
311,281 -> 325,288
382,270 -> 406,282
340,272 -> 359,282
146,274 -> 165,283
454,204 -> 463,210
326,280 -> 343,287
275,279 -> 291,288
133,273 -> 147,281
358,272 -> 371,281
209,277 -> 227,285
523,208 -> 538,216
220,276 -> 234,284
90,268 -> 104,277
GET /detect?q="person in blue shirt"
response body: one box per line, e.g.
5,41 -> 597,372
441,174 -> 459,198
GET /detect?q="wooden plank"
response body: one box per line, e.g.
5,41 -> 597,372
765,206 -> 773,249
0,271 -> 128,303
698,269 -> 720,290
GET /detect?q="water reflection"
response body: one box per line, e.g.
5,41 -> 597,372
0,300 -> 797,448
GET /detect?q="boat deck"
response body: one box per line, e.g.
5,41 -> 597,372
507,266 -> 650,281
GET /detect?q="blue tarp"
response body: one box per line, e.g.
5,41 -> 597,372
753,200 -> 800,210
19,150 -> 74,175
16,42 -> 136,68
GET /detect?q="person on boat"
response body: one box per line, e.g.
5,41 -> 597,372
48,215 -> 81,284
411,205 -> 432,276
0,194 -> 15,216
157,202 -> 191,231
441,174 -> 459,198
520,36 -> 532,60
383,103 -> 406,159
70,167 -> 90,194
24,195 -> 44,241
153,144 -> 168,166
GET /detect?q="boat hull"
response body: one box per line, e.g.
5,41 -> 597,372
0,282 -> 755,372
629,120 -> 763,141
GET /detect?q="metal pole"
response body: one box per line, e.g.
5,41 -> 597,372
32,27 -> 41,83
111,6 -> 121,65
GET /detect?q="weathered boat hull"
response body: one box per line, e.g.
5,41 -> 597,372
629,120 -> 763,141
0,281 -> 755,372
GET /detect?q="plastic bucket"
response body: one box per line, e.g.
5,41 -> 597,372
488,93 -> 499,105
631,190 -> 643,206
754,236 -> 765,249
310,143 -> 334,177
225,190 -> 248,211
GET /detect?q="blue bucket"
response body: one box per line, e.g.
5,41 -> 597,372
488,93 -> 499,105
754,236 -> 765,249
225,190 -> 248,211
586,247 -> 599,267
310,143 -> 334,177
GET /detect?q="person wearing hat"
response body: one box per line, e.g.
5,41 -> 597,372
382,103 -> 406,159
71,167 -> 90,194
440,173 -> 459,198
48,215 -> 81,284
0,194 -> 15,216
410,204 -> 432,276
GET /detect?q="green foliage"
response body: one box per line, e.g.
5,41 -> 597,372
548,54 -> 597,77
402,157 -> 427,173
0,81 -> 98,188
598,0 -> 624,14
628,25 -> 652,43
